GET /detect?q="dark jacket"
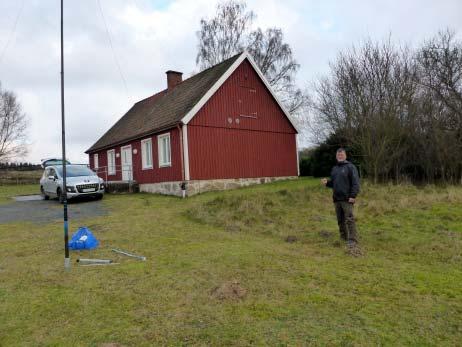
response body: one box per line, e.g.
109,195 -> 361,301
326,160 -> 360,202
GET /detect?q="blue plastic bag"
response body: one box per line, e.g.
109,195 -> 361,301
68,227 -> 99,250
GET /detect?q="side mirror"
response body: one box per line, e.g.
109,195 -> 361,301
48,175 -> 55,180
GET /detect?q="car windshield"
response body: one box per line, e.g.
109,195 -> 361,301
55,165 -> 96,177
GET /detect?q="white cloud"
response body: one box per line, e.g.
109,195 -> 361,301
0,0 -> 460,162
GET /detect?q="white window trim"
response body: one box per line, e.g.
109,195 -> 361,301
182,124 -> 190,180
107,149 -> 116,175
141,138 -> 153,170
158,132 -> 171,168
94,153 -> 99,169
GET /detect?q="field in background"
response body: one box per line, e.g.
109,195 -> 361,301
0,178 -> 461,346
0,169 -> 42,185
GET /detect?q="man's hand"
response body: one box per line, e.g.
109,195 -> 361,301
348,197 -> 356,204
321,178 -> 328,186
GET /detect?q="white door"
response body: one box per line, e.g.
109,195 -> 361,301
44,167 -> 55,193
121,146 -> 133,181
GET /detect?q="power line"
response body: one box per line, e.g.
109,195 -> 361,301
0,0 -> 26,65
96,0 -> 131,101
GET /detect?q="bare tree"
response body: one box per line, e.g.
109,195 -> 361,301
415,29 -> 462,182
196,1 -> 254,69
416,29 -> 462,124
247,28 -> 298,92
312,39 -> 417,183
196,0 -> 306,115
310,30 -> 462,184
0,83 -> 28,161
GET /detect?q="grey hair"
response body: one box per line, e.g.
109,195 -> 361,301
336,148 -> 346,153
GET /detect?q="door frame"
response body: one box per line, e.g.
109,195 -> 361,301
121,145 -> 133,181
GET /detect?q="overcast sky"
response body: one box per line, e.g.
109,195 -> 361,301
0,0 -> 461,163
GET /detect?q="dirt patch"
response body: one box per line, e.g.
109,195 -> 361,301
319,230 -> 333,239
210,280 -> 247,301
347,244 -> 364,257
285,235 -> 298,243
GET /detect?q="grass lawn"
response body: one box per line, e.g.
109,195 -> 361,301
0,178 -> 461,346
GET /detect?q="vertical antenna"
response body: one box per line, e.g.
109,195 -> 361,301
61,0 -> 70,270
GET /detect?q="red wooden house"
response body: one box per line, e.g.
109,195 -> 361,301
86,51 -> 299,196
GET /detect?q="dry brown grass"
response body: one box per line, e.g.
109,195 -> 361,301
356,182 -> 462,216
0,170 -> 42,185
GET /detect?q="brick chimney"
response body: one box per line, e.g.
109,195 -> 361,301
166,70 -> 183,90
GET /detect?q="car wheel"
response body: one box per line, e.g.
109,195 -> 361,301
41,186 -> 50,200
95,194 -> 103,200
57,188 -> 64,204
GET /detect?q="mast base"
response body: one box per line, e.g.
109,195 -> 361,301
64,257 -> 71,270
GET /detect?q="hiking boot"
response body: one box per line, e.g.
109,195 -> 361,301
347,240 -> 357,248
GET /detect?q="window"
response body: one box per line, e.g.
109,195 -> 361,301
55,165 -> 97,177
141,138 -> 153,169
49,168 -> 57,178
107,149 -> 116,175
94,153 -> 99,169
158,133 -> 171,167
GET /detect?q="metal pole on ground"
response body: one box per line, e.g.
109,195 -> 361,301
61,0 -> 70,270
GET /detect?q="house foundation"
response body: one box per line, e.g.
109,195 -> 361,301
139,176 -> 297,197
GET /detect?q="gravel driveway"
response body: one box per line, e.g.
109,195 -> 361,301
0,195 -> 107,224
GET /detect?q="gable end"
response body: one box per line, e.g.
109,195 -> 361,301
181,51 -> 299,133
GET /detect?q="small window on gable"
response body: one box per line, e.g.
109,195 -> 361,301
158,133 -> 171,167
107,149 -> 116,175
94,153 -> 99,169
141,138 -> 153,169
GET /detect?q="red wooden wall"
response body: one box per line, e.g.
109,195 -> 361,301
88,58 -> 298,184
188,59 -> 298,180
89,127 -> 182,184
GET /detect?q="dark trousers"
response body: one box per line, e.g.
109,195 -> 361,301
334,201 -> 358,243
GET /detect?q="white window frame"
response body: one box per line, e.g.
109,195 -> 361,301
141,138 -> 153,170
94,153 -> 99,169
158,133 -> 171,168
107,149 -> 116,175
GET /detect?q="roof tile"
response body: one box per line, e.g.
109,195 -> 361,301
86,53 -> 242,153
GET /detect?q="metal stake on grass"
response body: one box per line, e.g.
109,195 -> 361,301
112,249 -> 147,261
61,0 -> 70,270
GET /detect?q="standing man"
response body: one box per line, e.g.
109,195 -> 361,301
321,148 -> 360,249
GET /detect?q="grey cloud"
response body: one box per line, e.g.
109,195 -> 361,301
0,0 -> 461,162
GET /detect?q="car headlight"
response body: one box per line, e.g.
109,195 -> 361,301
66,186 -> 75,193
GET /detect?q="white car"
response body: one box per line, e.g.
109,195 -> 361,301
40,165 -> 105,202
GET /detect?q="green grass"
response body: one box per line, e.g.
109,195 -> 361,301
1,178 -> 461,346
0,184 -> 38,204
